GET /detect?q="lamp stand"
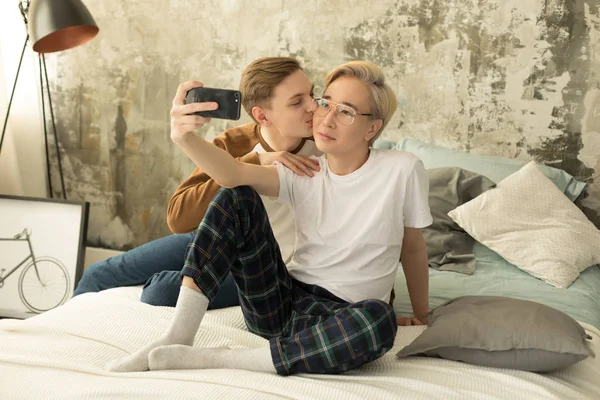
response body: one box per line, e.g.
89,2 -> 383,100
0,34 -> 67,200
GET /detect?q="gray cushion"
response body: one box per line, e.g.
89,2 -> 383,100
396,296 -> 594,372
424,168 -> 495,274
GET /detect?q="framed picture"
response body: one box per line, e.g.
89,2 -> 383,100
0,194 -> 89,319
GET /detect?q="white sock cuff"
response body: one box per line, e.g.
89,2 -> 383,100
178,285 -> 210,311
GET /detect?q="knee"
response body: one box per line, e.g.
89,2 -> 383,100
214,186 -> 260,208
73,261 -> 106,295
210,187 -> 266,230
140,271 -> 181,307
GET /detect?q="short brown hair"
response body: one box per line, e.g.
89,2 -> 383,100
324,61 -> 397,143
239,57 -> 302,122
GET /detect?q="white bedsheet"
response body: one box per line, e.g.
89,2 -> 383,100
0,287 -> 598,400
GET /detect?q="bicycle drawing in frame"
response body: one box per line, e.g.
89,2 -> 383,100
0,195 -> 89,319
0,228 -> 70,312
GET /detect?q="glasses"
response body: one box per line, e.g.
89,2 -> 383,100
313,97 -> 373,126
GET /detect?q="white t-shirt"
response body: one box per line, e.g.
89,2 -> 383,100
276,149 -> 432,303
252,139 -> 321,263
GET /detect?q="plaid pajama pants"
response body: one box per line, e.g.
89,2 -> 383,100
180,186 -> 398,376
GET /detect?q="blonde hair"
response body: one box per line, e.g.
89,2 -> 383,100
324,61 -> 397,142
239,57 -> 302,122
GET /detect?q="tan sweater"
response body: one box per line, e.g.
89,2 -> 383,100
167,123 -> 307,234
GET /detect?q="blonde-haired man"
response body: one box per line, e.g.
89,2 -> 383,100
106,60 -> 431,376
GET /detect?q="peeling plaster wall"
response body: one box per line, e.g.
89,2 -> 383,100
45,0 -> 600,250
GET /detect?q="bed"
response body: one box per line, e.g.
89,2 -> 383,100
2,138 -> 599,399
0,259 -> 599,400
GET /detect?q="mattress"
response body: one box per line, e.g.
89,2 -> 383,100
0,285 -> 599,400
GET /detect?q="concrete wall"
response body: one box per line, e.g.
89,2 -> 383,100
34,0 -> 600,250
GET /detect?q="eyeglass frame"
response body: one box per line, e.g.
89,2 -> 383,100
313,97 -> 374,126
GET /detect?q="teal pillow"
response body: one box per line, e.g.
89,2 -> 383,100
396,138 -> 587,201
372,139 -> 394,150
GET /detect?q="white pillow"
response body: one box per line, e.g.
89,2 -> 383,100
448,161 -> 600,288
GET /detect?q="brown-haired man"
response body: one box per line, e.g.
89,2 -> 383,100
73,57 -> 321,307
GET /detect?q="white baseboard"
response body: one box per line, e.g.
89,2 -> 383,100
83,247 -> 124,270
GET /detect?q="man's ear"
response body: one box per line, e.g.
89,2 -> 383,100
251,106 -> 271,127
364,119 -> 383,142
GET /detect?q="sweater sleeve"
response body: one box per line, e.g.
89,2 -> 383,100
166,126 -> 260,234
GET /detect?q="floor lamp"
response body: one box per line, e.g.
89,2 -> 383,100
0,0 -> 99,199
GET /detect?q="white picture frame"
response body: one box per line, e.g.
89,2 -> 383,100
0,194 -> 89,319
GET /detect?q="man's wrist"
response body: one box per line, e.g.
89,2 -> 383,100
171,129 -> 196,145
413,308 -> 429,319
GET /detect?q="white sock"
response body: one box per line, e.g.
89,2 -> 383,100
148,345 -> 276,373
106,286 -> 209,372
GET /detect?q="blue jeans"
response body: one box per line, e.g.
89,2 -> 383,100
73,233 -> 240,309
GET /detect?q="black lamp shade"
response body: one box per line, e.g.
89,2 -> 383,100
28,0 -> 99,53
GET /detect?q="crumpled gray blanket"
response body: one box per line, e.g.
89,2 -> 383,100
423,167 -> 495,274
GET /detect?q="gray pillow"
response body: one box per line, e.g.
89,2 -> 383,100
396,296 -> 594,372
574,187 -> 600,230
424,168 -> 495,274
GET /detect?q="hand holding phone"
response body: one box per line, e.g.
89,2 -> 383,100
185,87 -> 242,120
171,81 -> 227,143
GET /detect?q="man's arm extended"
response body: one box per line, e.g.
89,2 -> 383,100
172,131 -> 280,197
170,81 -> 280,198
400,227 -> 429,321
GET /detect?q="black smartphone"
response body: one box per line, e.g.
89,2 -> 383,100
185,87 -> 242,120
